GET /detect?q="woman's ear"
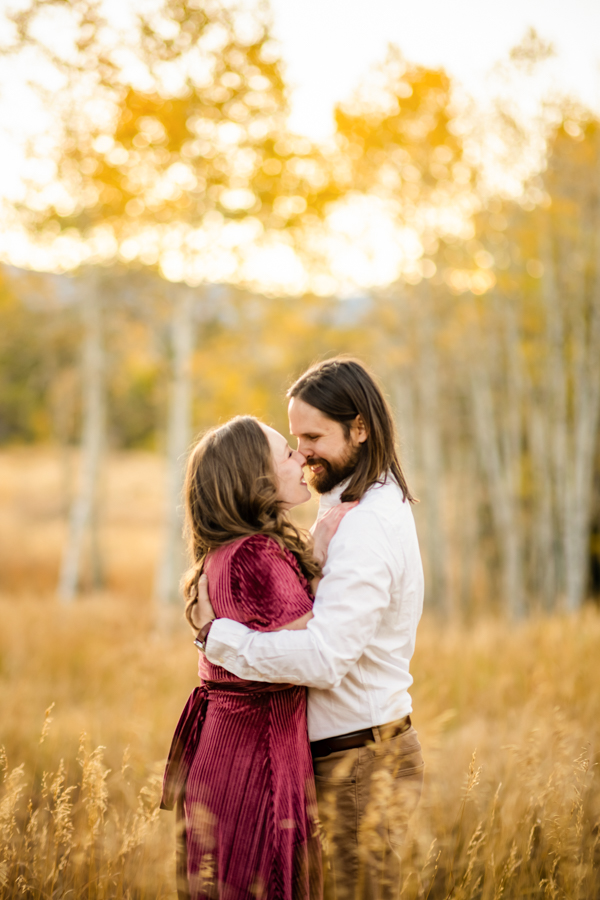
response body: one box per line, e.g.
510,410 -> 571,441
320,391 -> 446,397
352,415 -> 369,444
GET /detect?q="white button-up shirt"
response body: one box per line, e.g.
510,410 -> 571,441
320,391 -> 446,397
206,475 -> 424,741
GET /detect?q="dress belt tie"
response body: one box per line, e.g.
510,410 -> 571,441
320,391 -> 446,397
161,680 -> 295,812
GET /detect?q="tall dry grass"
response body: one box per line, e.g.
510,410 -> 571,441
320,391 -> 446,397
0,596 -> 185,897
0,449 -> 599,897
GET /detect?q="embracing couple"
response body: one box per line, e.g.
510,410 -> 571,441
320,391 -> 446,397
161,358 -> 425,900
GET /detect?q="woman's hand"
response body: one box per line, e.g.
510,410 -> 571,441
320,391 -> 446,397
191,573 -> 215,631
311,501 -> 358,566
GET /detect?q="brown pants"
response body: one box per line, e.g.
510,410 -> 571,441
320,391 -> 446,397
313,722 -> 424,900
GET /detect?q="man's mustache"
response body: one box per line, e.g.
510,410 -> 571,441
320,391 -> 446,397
304,457 -> 330,470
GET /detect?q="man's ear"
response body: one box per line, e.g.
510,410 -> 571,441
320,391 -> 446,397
352,414 -> 369,444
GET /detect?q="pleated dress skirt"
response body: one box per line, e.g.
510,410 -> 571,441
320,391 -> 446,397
184,682 -> 321,900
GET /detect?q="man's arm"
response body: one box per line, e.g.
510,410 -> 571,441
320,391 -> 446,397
205,511 -> 397,689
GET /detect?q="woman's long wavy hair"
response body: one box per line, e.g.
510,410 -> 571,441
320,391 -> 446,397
182,415 -> 320,630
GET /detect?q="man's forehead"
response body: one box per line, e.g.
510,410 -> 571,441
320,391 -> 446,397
288,397 -> 332,434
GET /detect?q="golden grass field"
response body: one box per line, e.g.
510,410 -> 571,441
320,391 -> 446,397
1,448 -> 599,898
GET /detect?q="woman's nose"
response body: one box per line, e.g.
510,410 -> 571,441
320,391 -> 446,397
293,448 -> 307,465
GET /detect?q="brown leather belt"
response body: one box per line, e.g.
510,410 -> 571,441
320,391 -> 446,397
310,715 -> 411,759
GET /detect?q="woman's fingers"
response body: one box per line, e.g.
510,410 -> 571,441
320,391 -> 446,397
189,601 -> 203,630
325,500 -> 358,523
322,501 -> 358,530
312,500 -> 359,563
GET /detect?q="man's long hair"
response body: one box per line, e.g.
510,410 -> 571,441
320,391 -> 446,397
288,358 -> 415,504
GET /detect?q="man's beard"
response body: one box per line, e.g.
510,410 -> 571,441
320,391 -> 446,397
305,444 -> 362,495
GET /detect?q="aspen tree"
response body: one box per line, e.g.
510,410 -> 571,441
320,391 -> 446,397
6,0 -> 334,603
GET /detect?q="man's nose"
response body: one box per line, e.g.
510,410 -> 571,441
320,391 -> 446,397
296,439 -> 311,459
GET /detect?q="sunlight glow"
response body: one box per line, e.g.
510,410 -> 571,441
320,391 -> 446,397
0,0 -> 598,293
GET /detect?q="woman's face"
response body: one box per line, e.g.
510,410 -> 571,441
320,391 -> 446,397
260,424 -> 311,509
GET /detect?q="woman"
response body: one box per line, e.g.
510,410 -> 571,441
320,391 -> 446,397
161,416 -> 354,900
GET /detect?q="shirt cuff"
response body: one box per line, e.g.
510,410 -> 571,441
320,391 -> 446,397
205,618 -> 252,668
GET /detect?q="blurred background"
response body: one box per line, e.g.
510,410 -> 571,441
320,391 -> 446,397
0,1 -> 599,896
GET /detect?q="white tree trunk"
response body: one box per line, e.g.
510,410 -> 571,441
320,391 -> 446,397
469,310 -> 525,618
417,306 -> 449,616
390,288 -> 449,616
539,241 -> 569,606
526,404 -> 557,609
58,274 -> 105,602
155,288 -> 195,606
565,257 -> 600,610
454,443 -> 478,614
540,230 -> 600,611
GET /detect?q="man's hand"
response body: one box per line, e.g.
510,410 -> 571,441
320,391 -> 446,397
191,573 -> 215,631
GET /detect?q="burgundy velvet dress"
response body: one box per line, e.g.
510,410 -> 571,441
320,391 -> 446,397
162,534 -> 322,900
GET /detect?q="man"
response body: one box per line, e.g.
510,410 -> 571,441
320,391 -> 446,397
196,358 -> 424,899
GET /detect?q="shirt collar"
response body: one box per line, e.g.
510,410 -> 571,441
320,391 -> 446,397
317,477 -> 351,513
317,471 -> 393,515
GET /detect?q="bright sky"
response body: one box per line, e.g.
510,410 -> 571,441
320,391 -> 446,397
269,0 -> 600,138
0,0 -> 598,291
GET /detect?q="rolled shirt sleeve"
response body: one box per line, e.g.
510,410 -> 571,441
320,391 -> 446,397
205,510 -> 399,689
